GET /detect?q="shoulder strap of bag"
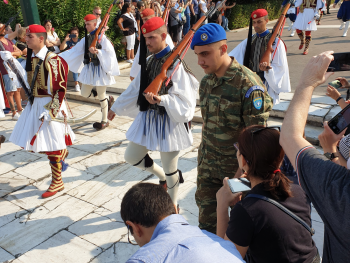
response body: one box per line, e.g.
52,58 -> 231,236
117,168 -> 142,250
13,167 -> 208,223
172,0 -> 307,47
246,194 -> 315,236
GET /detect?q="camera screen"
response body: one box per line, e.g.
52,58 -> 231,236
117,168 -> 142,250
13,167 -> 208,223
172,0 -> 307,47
330,108 -> 350,134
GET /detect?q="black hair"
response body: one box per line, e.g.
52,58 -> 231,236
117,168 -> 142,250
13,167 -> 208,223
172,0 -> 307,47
137,1 -> 145,9
121,183 -> 176,228
69,26 -> 79,34
43,19 -> 52,26
121,2 -> 131,14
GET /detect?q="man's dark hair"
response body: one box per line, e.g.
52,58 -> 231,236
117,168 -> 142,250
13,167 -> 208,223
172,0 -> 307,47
121,183 -> 176,228
137,1 -> 144,9
69,26 -> 79,34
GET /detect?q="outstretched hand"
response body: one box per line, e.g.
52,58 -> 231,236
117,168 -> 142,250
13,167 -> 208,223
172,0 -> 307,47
298,51 -> 334,89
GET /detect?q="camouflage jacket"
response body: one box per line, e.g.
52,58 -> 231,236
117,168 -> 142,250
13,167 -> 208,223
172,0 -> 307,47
199,58 -> 273,156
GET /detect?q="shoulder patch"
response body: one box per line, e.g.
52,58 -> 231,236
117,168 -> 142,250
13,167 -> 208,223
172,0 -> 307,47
253,97 -> 263,110
245,86 -> 265,98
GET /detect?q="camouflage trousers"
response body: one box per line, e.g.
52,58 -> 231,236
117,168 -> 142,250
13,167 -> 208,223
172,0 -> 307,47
195,144 -> 238,234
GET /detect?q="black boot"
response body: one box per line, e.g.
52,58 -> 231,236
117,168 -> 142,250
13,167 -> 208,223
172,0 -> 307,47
93,121 -> 109,130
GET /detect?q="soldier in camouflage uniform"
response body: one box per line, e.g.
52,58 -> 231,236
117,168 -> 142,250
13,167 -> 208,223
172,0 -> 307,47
191,23 -> 273,233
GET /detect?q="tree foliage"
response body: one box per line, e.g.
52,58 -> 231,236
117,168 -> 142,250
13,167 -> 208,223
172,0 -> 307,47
228,0 -> 283,30
0,0 -> 125,57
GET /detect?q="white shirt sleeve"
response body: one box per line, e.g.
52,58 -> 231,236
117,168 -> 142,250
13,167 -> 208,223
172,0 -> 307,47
264,39 -> 291,104
228,38 -> 248,65
130,45 -> 141,78
111,71 -> 140,119
96,35 -> 120,76
59,39 -> 85,73
159,62 -> 199,123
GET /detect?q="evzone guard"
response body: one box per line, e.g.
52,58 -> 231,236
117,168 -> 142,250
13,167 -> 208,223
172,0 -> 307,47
229,9 -> 291,104
282,0 -> 298,36
108,17 -> 198,212
292,0 -> 323,55
60,14 -> 120,130
334,0 -> 350,37
9,25 -> 74,198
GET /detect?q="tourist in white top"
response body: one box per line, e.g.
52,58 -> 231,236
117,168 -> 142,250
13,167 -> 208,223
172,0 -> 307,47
43,20 -> 61,54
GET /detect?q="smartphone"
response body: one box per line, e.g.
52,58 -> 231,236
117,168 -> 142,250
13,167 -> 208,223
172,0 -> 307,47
328,80 -> 342,89
328,104 -> 350,134
69,34 -> 77,39
227,178 -> 251,193
327,52 -> 350,72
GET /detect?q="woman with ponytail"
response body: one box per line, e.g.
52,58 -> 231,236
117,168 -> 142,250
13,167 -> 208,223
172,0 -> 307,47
216,125 -> 319,263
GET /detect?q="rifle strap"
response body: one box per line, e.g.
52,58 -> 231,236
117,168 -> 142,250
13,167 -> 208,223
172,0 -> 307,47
30,51 -> 50,96
84,27 -> 89,65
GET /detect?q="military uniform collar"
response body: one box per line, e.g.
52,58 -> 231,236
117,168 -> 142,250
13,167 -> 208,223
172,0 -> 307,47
155,45 -> 171,59
209,57 -> 239,85
256,29 -> 270,38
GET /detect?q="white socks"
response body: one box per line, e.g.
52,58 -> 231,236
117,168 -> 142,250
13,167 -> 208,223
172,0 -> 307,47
343,21 -> 350,37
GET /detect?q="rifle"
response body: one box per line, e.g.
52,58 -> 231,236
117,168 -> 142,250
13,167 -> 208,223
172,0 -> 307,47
90,0 -> 118,49
143,0 -> 226,95
259,0 -> 292,68
162,0 -> 171,24
0,12 -> 19,35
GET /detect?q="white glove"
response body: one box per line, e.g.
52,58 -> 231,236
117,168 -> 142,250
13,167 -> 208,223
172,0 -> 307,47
0,51 -> 13,61
314,14 -> 320,20
39,111 -> 51,122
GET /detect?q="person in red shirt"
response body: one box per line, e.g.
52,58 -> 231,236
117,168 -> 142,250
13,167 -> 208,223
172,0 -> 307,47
0,22 -> 23,120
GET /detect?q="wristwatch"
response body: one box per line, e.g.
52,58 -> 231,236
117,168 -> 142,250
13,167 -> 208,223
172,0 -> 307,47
324,152 -> 338,160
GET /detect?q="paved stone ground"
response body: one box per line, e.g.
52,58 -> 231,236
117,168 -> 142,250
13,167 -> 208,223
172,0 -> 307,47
2,7 -> 348,263
0,98 -> 325,263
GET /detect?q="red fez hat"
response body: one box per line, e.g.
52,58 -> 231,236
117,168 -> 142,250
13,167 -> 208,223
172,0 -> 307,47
251,9 -> 268,19
84,14 -> 97,22
141,17 -> 164,34
141,8 -> 155,18
26,24 -> 46,34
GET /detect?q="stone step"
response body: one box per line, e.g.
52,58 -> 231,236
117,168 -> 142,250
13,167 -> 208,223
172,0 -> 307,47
271,93 -> 341,127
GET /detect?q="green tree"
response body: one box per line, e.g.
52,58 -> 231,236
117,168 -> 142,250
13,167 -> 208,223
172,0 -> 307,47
0,0 -> 125,57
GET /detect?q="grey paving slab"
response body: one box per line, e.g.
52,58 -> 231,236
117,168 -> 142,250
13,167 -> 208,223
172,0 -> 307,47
324,105 -> 342,122
68,212 -> 127,250
90,242 -> 140,263
12,230 -> 102,263
5,167 -> 95,211
0,247 -> 14,263
0,151 -> 41,176
0,198 -> 25,228
70,151 -> 125,176
0,195 -> 97,256
67,164 -> 151,207
0,172 -> 34,197
14,156 -> 52,181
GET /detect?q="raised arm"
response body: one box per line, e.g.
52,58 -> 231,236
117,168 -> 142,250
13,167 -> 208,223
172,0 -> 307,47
280,51 -> 335,170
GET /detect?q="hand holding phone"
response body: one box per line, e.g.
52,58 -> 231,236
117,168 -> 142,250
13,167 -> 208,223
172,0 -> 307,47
328,104 -> 350,134
328,80 -> 342,89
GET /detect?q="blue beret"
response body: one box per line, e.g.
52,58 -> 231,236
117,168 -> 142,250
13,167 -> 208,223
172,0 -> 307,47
191,23 -> 227,50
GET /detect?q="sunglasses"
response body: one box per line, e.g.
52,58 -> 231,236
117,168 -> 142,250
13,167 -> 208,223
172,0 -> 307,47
250,126 -> 281,137
94,12 -> 102,15
127,225 -> 138,246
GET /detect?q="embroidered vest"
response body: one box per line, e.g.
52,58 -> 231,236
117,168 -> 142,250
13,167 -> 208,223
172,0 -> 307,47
250,31 -> 273,81
87,33 -> 102,66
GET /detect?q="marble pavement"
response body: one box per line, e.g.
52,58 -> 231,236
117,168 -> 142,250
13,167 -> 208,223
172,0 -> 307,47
0,98 -> 324,263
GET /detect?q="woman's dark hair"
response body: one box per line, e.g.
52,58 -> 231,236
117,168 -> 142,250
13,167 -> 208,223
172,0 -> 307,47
121,183 -> 176,228
69,26 -> 79,34
121,3 -> 131,14
238,125 -> 292,200
43,19 -> 52,26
